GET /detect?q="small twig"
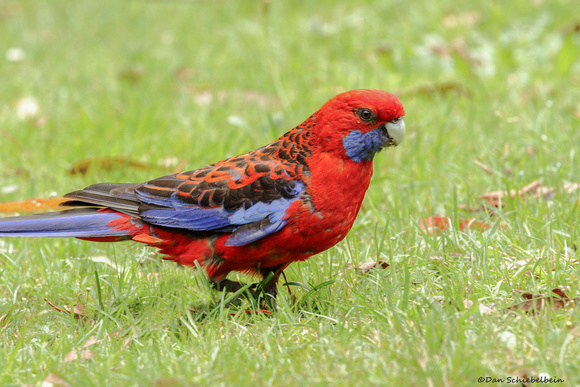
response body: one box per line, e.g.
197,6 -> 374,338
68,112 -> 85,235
474,160 -> 495,176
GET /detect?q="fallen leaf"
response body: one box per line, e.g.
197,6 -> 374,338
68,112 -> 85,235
82,336 -> 103,348
419,216 -> 489,235
404,82 -> 470,97
44,298 -> 91,323
466,181 -> 580,210
477,180 -> 580,207
457,204 -> 487,213
343,261 -> 390,274
63,350 -> 94,362
121,337 -> 133,351
152,378 -> 190,387
69,156 -> 155,175
118,67 -> 145,83
244,309 -> 272,315
174,67 -> 194,80
42,373 -> 70,387
506,288 -> 579,315
0,197 -> 67,213
478,180 -> 543,207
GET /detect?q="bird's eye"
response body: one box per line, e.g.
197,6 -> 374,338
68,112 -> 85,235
357,108 -> 374,122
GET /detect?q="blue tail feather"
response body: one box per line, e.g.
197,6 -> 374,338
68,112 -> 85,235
0,209 -> 129,238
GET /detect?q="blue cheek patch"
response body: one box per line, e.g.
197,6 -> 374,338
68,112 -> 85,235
342,127 -> 390,162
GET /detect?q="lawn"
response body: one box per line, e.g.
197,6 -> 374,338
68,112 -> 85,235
1,0 -> 579,385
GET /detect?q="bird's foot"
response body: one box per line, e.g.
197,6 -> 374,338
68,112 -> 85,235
211,279 -> 257,307
211,278 -> 278,311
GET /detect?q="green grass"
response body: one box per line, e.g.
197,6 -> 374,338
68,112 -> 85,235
1,0 -> 580,385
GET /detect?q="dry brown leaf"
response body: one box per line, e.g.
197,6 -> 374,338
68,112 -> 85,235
82,336 -> 103,348
419,216 -> 489,235
464,181 -> 580,211
42,373 -> 70,387
478,180 -> 543,206
63,350 -> 95,363
121,337 -> 133,352
457,204 -> 487,213
344,261 -> 390,274
118,67 -> 145,83
507,288 -> 579,314
175,67 -> 194,80
478,180 -> 580,207
44,298 -> 91,323
69,156 -> 155,175
404,82 -> 470,97
152,378 -> 190,387
70,304 -> 87,317
0,197 -> 67,213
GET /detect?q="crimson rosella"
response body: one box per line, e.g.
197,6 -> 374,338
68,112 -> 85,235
0,89 -> 405,308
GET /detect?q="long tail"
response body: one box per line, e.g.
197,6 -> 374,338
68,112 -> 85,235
0,208 -> 130,238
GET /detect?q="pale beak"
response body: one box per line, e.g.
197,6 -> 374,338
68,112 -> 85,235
384,117 -> 405,146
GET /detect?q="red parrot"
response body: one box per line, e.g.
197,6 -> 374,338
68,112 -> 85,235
0,89 -> 405,307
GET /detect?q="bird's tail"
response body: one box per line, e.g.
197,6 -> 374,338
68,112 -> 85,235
0,208 -> 130,238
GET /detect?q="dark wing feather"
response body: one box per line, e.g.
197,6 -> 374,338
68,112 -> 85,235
62,183 -> 142,216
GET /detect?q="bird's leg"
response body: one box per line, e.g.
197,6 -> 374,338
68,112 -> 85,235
210,278 -> 256,307
257,264 -> 288,311
210,265 -> 287,310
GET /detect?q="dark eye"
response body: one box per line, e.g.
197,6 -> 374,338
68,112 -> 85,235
357,108 -> 374,122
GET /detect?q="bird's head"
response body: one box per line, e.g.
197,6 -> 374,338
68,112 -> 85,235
306,89 -> 405,163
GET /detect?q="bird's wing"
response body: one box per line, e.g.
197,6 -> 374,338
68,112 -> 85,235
62,150 -> 306,246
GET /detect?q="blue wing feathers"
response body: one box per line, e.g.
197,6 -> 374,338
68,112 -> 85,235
139,207 -> 232,230
0,209 -> 128,238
